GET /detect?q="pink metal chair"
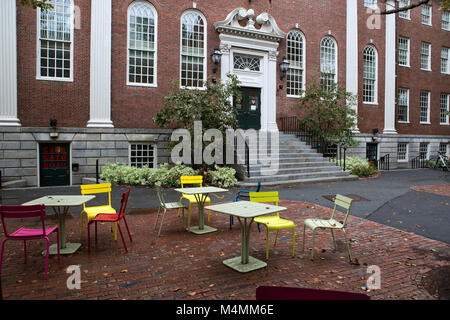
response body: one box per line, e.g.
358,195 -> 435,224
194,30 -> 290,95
0,204 -> 60,280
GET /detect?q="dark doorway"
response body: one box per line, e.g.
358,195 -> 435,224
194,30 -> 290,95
234,87 -> 261,130
39,143 -> 70,187
366,143 -> 378,168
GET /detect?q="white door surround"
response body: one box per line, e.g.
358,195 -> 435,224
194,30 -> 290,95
214,8 -> 285,132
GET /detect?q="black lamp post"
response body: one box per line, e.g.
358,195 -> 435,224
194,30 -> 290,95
211,48 -> 222,73
279,56 -> 290,80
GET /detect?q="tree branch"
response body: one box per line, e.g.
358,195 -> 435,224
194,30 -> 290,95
379,0 -> 431,15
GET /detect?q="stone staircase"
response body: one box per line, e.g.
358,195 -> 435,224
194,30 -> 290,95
236,132 -> 357,187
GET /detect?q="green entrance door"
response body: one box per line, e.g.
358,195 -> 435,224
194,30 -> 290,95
39,143 -> 70,187
234,87 -> 261,130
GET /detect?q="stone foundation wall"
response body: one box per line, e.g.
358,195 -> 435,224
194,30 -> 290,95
0,127 -> 172,187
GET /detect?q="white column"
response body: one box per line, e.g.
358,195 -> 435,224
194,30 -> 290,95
383,0 -> 397,134
0,0 -> 21,126
346,0 -> 359,132
87,0 -> 114,128
265,50 -> 278,132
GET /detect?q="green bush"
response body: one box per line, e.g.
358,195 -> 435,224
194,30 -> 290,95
101,163 -> 237,187
334,156 -> 379,177
206,165 -> 238,187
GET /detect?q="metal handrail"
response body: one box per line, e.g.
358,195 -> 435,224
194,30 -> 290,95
279,116 -> 346,171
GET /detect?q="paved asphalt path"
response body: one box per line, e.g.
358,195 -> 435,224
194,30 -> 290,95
1,169 -> 449,243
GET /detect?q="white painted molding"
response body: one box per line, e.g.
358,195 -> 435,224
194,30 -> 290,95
0,0 -> 21,126
346,0 -> 359,132
383,0 -> 398,134
214,8 -> 285,42
87,0 -> 114,128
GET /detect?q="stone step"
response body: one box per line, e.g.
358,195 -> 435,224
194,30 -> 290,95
243,170 -> 350,183
250,166 -> 341,175
249,161 -> 337,170
237,174 -> 358,187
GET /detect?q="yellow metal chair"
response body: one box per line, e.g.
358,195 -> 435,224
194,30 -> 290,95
249,191 -> 295,260
179,176 -> 211,228
302,194 -> 353,261
80,183 -> 117,240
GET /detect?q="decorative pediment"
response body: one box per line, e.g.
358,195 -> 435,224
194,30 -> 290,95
214,8 -> 285,42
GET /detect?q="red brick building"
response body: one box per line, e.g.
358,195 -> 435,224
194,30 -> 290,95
0,0 -> 449,187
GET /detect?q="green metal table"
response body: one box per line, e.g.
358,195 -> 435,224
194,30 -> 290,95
22,195 -> 95,255
206,201 -> 287,273
174,186 -> 228,234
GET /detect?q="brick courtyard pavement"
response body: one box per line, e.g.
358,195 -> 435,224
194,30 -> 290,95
0,200 -> 448,300
411,184 -> 450,197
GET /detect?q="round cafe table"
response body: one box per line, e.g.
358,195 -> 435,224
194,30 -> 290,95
22,195 -> 95,254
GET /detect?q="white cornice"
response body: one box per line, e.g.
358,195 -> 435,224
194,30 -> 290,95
214,8 -> 285,42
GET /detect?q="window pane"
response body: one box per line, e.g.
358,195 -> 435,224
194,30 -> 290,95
181,12 -> 205,88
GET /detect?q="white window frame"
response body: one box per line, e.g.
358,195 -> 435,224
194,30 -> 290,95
397,143 -> 408,162
36,0 -> 74,82
363,45 -> 378,105
441,47 -> 450,74
364,0 -> 377,9
421,4 -> 432,26
126,1 -> 158,88
129,142 -> 157,168
180,10 -> 207,90
398,0 -> 410,20
398,88 -> 409,123
443,11 -> 450,31
420,42 -> 431,71
320,36 -> 338,92
419,90 -> 431,124
440,93 -> 450,125
419,142 -> 429,160
439,143 -> 449,157
398,37 -> 410,67
286,29 -> 306,98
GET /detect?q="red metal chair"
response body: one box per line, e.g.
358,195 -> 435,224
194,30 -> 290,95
0,204 -> 60,280
87,189 -> 132,253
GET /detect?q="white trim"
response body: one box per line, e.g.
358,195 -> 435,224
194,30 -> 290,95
397,87 -> 409,123
128,142 -> 158,169
180,9 -> 207,90
88,0 -> 113,128
421,4 -> 432,26
0,0 -> 21,126
126,1 -> 158,88
383,2 -> 397,134
286,29 -> 306,98
320,35 -> 338,90
420,42 -> 432,71
397,142 -> 409,162
441,47 -> 450,74
363,44 -> 378,105
36,1 -> 74,82
398,36 -> 410,67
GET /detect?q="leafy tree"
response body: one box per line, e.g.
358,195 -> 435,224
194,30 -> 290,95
153,74 -> 240,168
297,77 -> 359,148
19,0 -> 53,10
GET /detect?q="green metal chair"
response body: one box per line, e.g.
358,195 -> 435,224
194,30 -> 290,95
154,185 -> 187,236
302,194 -> 353,261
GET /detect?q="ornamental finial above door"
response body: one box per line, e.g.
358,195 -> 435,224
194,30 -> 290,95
214,8 -> 285,42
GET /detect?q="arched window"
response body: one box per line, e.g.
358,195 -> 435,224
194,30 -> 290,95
37,0 -> 74,80
363,45 -> 378,103
127,2 -> 157,86
286,30 -> 305,97
180,10 -> 206,88
320,36 -> 337,91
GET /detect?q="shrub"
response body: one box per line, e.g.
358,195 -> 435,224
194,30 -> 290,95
100,163 -> 199,187
335,156 -> 379,177
206,165 -> 238,187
